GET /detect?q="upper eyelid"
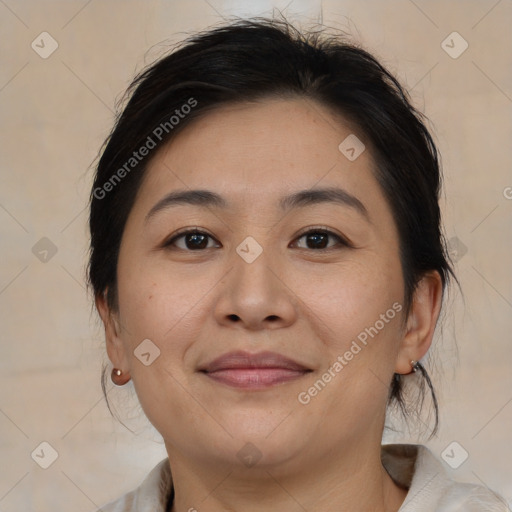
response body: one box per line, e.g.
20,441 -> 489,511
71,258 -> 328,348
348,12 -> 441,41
164,228 -> 220,247
294,226 -> 345,239
292,228 -> 351,248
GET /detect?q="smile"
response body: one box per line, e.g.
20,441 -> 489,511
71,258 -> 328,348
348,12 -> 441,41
199,350 -> 312,389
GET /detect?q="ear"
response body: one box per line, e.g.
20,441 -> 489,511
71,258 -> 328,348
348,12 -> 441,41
395,271 -> 443,374
95,289 -> 130,371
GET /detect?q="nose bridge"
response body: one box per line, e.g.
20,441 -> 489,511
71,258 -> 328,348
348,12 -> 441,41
214,237 -> 296,329
231,238 -> 279,299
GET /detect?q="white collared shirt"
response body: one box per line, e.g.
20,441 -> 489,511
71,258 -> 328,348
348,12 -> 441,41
100,444 -> 510,511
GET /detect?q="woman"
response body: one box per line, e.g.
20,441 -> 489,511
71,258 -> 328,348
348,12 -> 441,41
89,17 -> 509,512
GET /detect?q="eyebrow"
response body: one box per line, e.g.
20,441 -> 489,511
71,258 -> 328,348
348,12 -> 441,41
145,187 -> 369,223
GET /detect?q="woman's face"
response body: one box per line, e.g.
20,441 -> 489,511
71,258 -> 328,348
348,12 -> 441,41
104,98 -> 420,471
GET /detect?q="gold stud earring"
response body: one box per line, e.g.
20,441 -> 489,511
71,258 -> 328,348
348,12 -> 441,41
111,368 -> 131,386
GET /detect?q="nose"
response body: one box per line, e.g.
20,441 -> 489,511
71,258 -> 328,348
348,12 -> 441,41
213,246 -> 298,331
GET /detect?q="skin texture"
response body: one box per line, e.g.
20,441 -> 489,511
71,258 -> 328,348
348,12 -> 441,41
97,98 -> 443,512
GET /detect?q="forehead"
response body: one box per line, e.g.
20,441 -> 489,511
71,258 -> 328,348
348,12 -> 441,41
132,97 -> 386,220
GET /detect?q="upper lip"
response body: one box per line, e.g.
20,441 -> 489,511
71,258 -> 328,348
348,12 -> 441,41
200,350 -> 311,373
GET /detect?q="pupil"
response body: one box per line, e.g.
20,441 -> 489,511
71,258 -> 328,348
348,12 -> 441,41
187,233 -> 207,249
308,233 -> 327,249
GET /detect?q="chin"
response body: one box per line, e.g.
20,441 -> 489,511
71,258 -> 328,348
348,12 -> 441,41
211,412 -> 314,467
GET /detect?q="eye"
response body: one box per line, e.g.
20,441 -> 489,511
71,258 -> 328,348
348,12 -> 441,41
163,227 -> 350,252
164,229 -> 220,251
292,228 -> 350,250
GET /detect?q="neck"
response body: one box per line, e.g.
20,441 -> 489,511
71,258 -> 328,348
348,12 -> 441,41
167,440 -> 407,512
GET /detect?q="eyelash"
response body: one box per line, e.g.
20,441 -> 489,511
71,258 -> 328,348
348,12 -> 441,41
163,226 -> 352,252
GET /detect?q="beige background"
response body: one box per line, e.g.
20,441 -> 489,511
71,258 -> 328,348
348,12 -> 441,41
1,0 -> 511,510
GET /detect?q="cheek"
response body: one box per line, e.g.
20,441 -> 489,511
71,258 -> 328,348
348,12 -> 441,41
117,259 -> 210,339
115,271 -> 209,414
292,255 -> 404,348
294,260 -> 404,421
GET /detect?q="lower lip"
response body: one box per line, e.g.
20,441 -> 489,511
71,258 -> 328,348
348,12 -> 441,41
202,368 -> 309,389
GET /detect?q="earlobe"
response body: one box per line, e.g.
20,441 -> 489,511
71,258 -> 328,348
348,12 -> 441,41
395,272 -> 443,375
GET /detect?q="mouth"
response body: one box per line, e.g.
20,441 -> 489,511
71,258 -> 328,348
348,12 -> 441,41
199,350 -> 312,389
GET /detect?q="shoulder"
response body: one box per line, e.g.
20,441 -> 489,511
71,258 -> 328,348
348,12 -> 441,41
100,458 -> 173,512
382,444 -> 510,511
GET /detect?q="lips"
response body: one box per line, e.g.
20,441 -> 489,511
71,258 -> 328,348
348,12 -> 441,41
199,350 -> 311,389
